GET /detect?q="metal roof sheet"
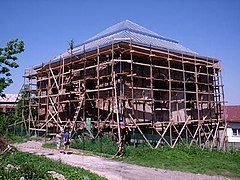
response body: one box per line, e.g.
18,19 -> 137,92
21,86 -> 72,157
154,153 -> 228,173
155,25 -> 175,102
73,20 -> 196,56
34,20 -> 200,69
85,20 -> 177,43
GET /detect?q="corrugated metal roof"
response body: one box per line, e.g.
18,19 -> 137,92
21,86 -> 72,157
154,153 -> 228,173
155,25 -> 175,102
35,20 -> 199,69
72,20 -> 196,56
85,20 -> 176,43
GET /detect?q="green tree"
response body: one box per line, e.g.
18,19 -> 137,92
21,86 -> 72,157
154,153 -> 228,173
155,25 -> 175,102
0,39 -> 24,135
0,39 -> 24,97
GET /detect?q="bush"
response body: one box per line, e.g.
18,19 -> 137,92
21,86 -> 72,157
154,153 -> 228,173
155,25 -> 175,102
71,137 -> 117,155
4,133 -> 28,144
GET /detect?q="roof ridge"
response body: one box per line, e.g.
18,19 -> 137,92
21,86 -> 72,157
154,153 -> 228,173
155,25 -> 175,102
79,20 -> 177,47
33,20 -> 197,69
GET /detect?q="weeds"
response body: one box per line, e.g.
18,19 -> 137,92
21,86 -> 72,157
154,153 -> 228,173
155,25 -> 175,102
71,138 -> 240,178
4,133 -> 28,144
0,151 -> 104,179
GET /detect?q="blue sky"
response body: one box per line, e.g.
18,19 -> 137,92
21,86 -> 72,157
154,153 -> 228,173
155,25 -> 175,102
1,0 -> 240,105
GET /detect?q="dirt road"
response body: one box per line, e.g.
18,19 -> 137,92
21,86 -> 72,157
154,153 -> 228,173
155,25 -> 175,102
15,141 -> 229,180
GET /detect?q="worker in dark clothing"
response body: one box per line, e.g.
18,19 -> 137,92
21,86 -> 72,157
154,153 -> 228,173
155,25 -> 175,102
63,129 -> 71,150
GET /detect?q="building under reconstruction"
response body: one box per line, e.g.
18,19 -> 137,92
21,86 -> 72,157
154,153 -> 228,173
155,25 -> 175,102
23,20 -> 225,149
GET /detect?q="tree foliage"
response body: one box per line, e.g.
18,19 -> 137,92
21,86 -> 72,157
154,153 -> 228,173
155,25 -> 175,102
0,39 -> 24,96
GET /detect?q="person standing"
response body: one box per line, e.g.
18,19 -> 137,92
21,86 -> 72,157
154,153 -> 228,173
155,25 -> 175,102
63,129 -> 71,150
55,131 -> 62,150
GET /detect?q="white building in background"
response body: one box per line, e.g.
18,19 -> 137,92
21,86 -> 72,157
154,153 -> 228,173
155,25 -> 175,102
0,94 -> 18,113
225,105 -> 240,147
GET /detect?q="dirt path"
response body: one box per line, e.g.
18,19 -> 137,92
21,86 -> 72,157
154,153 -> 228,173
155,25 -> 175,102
15,141 -> 229,180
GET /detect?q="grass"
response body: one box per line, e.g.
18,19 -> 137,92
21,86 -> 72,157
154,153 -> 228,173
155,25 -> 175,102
72,138 -> 117,155
71,138 -> 240,178
0,150 -> 105,180
42,142 -> 56,149
4,133 -> 28,144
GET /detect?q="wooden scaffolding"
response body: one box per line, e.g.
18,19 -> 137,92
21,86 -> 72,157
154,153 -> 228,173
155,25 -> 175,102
24,40 -> 226,149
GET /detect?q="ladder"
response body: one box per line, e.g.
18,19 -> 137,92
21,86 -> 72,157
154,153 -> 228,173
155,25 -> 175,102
68,91 -> 85,137
73,92 -> 85,122
113,72 -> 121,143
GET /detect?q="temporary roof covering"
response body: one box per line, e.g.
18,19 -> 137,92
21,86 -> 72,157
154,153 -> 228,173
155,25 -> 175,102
35,20 -> 208,69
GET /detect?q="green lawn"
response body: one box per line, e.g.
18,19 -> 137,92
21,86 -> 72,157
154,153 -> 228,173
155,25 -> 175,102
0,151 -> 104,180
4,133 -> 28,144
42,141 -> 56,149
70,138 -> 240,178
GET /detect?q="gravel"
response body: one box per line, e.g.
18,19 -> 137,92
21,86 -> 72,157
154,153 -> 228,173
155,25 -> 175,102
15,141 -> 230,180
